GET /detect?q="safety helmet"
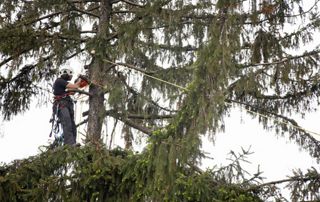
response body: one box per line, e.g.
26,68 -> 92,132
59,68 -> 73,77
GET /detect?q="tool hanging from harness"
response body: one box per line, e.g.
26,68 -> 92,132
49,103 -> 62,138
49,92 -> 73,139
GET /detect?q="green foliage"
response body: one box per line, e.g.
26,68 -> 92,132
252,29 -> 283,63
1,0 -> 320,201
108,81 -> 125,109
2,143 -> 318,201
0,144 -> 264,202
0,64 -> 55,119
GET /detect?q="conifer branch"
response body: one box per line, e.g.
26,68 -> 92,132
252,87 -> 318,100
147,20 -> 205,30
81,109 -> 153,134
83,110 -> 174,120
228,99 -> 298,128
246,174 -> 320,192
68,0 -> 100,3
22,11 -> 63,26
227,99 -> 320,150
0,38 -> 53,67
111,10 -> 138,14
72,6 -> 100,18
125,113 -> 173,120
21,0 -> 100,2
158,7 -> 215,21
243,50 -> 320,68
17,4 -> 99,27
118,0 -> 145,7
181,13 -> 215,21
106,110 -> 152,135
282,0 -> 320,18
76,118 -> 88,127
1,48 -> 85,84
0,29 -> 88,67
139,41 -> 198,52
157,44 -> 198,52
43,33 -> 87,43
117,71 -> 178,113
242,0 -> 320,25
116,62 -> 156,75
0,50 -> 28,67
80,30 -> 97,34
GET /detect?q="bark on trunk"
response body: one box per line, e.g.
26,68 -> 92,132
87,0 -> 111,141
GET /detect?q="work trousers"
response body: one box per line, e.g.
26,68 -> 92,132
54,98 -> 77,145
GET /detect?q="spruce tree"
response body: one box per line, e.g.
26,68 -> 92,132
1,0 -> 320,201
1,0 -> 320,156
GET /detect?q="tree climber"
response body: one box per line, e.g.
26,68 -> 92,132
52,68 -> 83,146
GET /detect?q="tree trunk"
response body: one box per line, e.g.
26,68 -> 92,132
87,0 -> 111,141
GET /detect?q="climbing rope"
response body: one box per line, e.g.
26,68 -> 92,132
245,108 -> 320,137
103,59 -> 189,92
100,58 -> 320,138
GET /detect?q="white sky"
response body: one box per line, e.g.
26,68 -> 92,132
0,72 -> 319,200
1,102 -> 319,175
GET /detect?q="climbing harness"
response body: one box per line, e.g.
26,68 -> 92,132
49,79 -> 90,147
49,92 -> 75,146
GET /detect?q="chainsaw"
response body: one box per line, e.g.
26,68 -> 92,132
75,74 -> 90,88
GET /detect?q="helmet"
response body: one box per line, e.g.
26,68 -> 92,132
59,68 -> 73,77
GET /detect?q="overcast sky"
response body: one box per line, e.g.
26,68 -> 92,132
1,101 -> 319,178
0,62 -> 319,201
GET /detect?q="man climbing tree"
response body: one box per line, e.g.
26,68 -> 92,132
1,0 -> 320,200
0,0 -> 319,153
52,68 -> 82,146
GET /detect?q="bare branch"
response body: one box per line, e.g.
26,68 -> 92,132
246,175 -> 320,192
106,110 -> 152,135
126,113 -> 173,120
76,118 -> 88,128
111,10 -> 138,14
119,0 -> 145,7
72,6 -> 100,18
80,30 -> 97,34
116,70 -> 178,113
81,109 -> 153,135
23,11 -> 63,26
68,0 -> 100,3
0,49 -> 30,67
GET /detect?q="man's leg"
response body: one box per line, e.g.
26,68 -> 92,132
71,118 -> 77,144
69,106 -> 77,144
58,107 -> 76,145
